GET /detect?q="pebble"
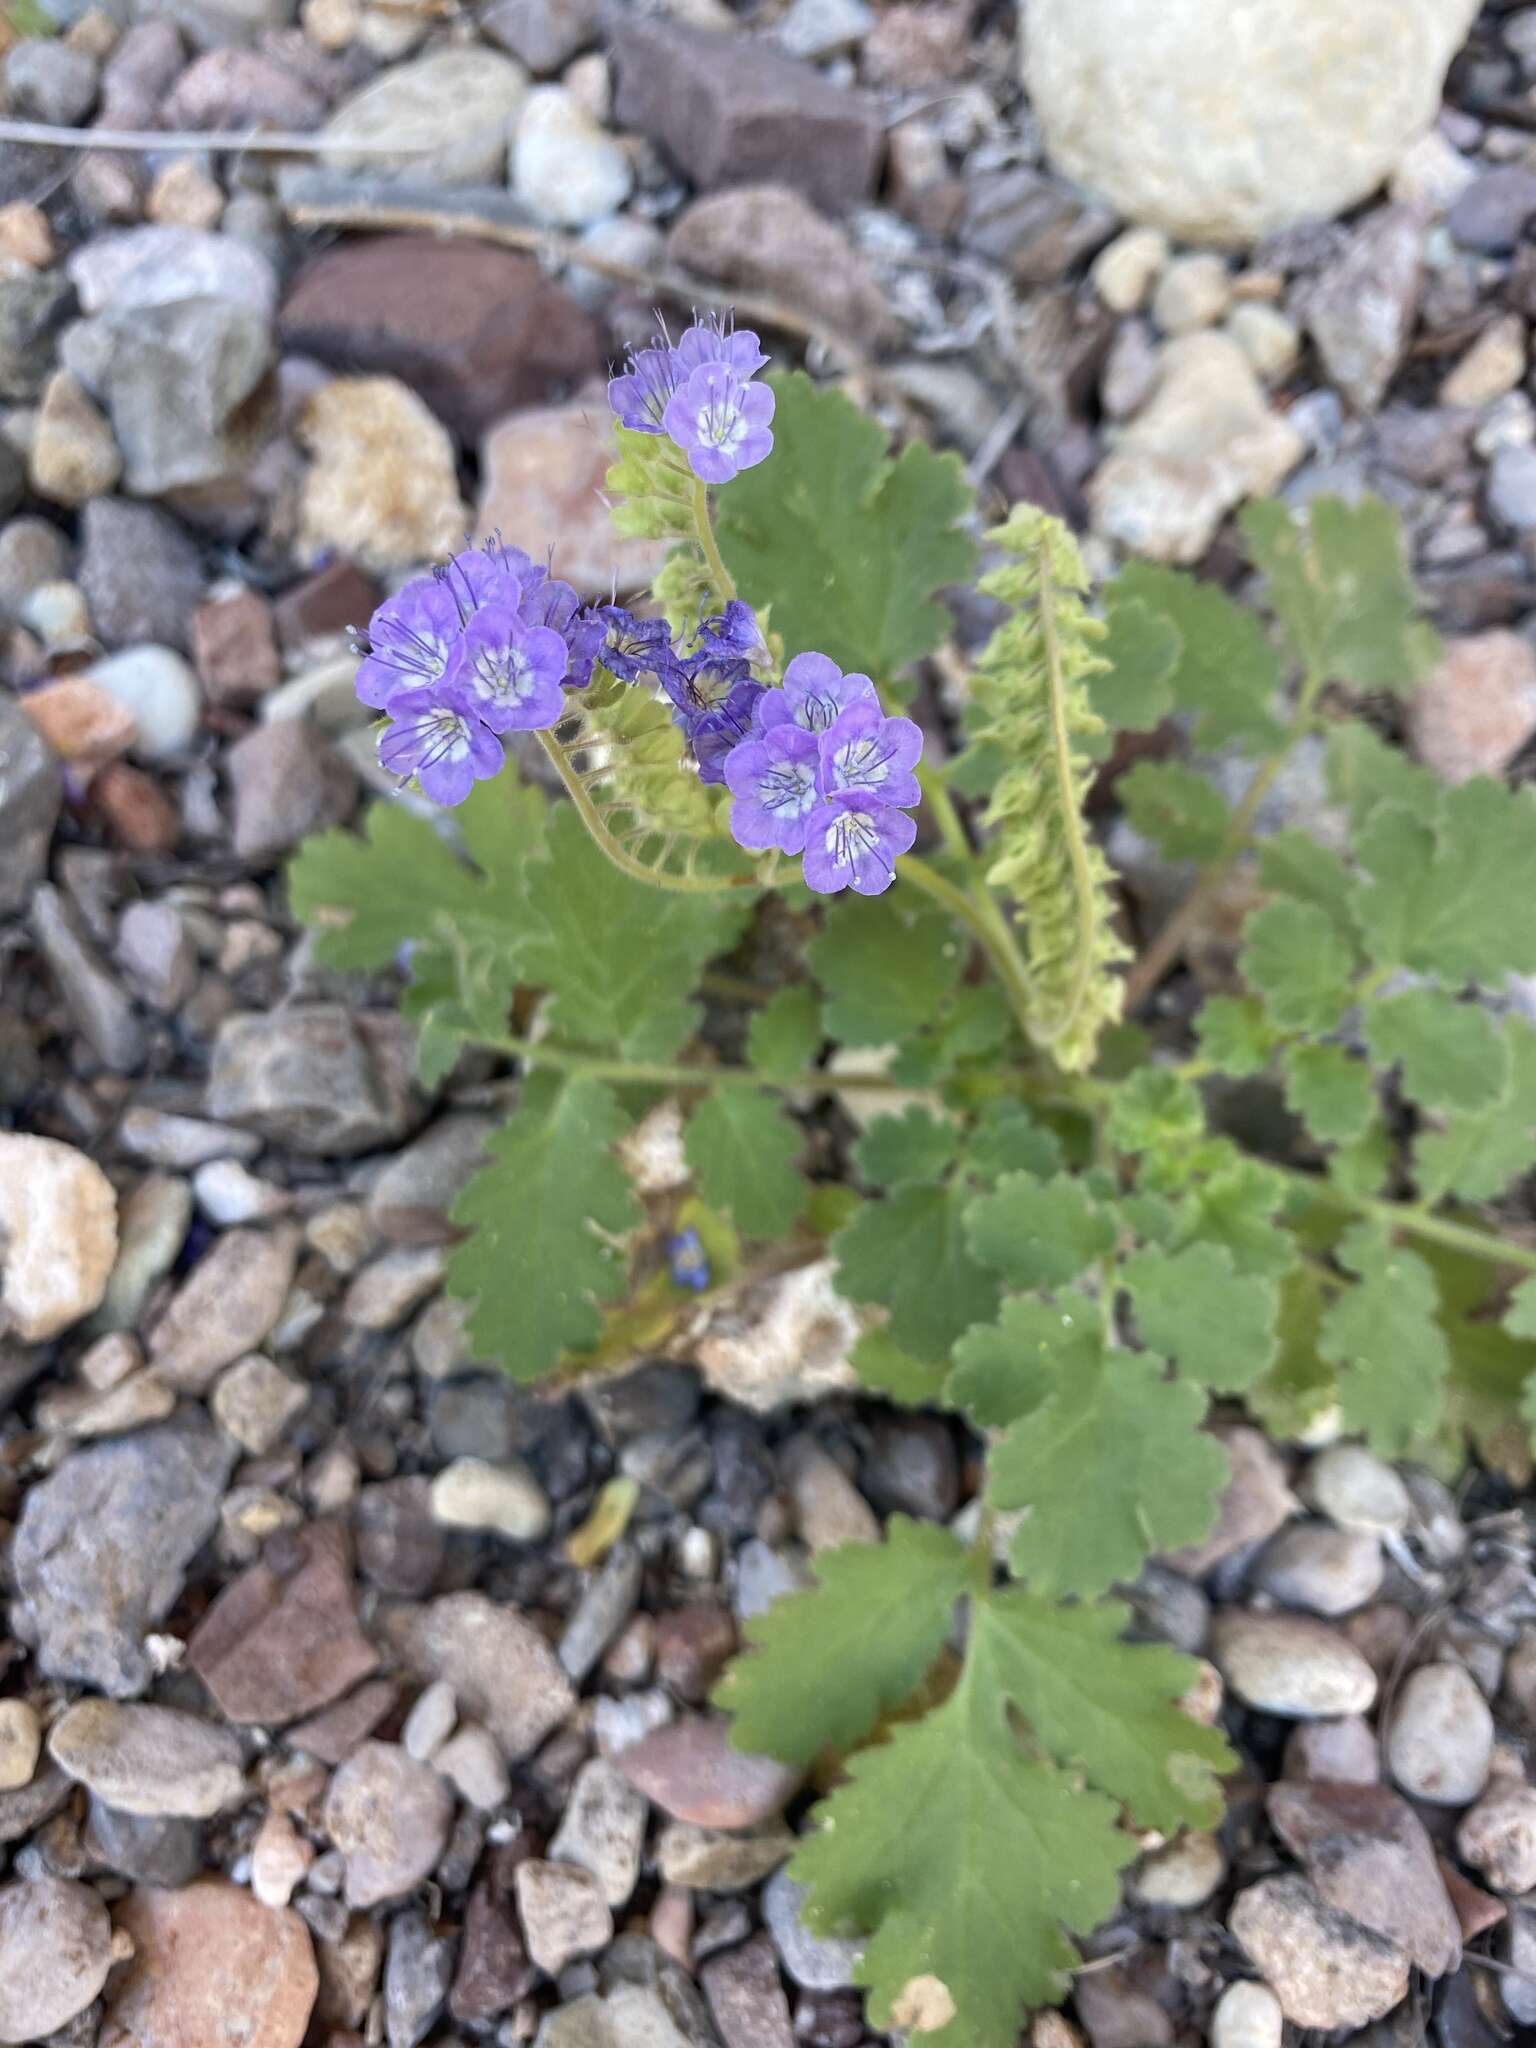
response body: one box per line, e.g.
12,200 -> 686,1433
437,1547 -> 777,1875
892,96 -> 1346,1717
251,1810 -> 315,1909
0,1703 -> 40,1793
761,1868 -> 862,1991
342,1245 -> 446,1329
783,1439 -> 880,1551
210,1353 -> 307,1453
550,1758 -> 649,1906
0,691 -> 59,916
1305,1444 -> 1410,1535
560,1542 -> 646,1683
0,1877 -> 113,2044
477,401 -> 665,596
1487,441 -> 1536,531
115,901 -> 196,1011
1407,629 -> 1536,784
78,496 -> 205,654
1504,1907 -> 1536,2025
1209,1980 -> 1282,2048
1449,166 -> 1536,254
147,157 -> 224,230
104,1880 -> 317,2048
1212,1610 -> 1377,1717
87,1799 -> 203,1890
383,1907 -> 453,2048
207,1004 -> 422,1157
83,645 -> 200,759
615,1715 -> 802,1828
1456,1779 -> 1536,1893
450,1877 -> 533,2023
298,375 -> 465,574
95,1174 -> 193,1333
193,1158 -> 293,1225
1386,1663 -> 1493,1805
150,1222 -> 301,1392
1130,1828 -> 1225,1908
515,1859 -> 614,1976
0,1132 -> 117,1341
1282,1713 -> 1380,1784
30,882 -> 146,1074
49,1699 -> 244,1819
655,1819 -> 794,1891
1249,1521 -> 1384,1617
1225,302 -> 1300,383
1268,1778 -> 1461,1976
512,84 -> 632,227
12,1414 -> 230,1697
403,1680 -> 457,1762
386,1591 -> 576,1759
320,46 -> 529,182
323,1741 -> 456,1909
29,367 -> 121,505
1301,207 -> 1423,413
1228,1873 -> 1409,2030
226,717 -> 356,862
434,1724 -> 509,1810
1152,252 -> 1230,334
1090,225 -> 1168,313
368,1114 -> 496,1245
1440,313 -> 1527,408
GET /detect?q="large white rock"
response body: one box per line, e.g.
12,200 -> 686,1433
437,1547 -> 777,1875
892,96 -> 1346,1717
1024,0 -> 1480,247
0,1133 -> 118,1342
320,47 -> 528,183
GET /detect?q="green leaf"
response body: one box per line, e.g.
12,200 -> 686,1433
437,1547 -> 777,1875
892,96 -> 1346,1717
1318,1222 -> 1450,1453
1106,1067 -> 1205,1156
1363,990 -> 1510,1113
715,1519 -> 971,1768
1239,495 -> 1437,693
832,1181 -> 1000,1365
1427,1245 -> 1536,1477
808,892 -> 964,1047
962,1100 -> 1065,1184
988,1339 -> 1225,1596
1506,1278 -> 1536,1341
1091,584 -> 1183,734
976,1590 -> 1234,1834
1121,1243 -> 1280,1390
1255,831 -> 1358,948
1351,781 -> 1536,984
1414,1015 -> 1536,1202
1240,899 -> 1357,1032
1283,1043 -> 1377,1145
745,983 -> 823,1080
964,1171 -> 1115,1290
1248,1263 -> 1336,1440
1119,760 -> 1231,863
1110,562 -> 1286,752
1172,1155 -> 1296,1280
850,1329 -> 951,1406
791,1665 -> 1132,2048
1193,995 -> 1278,1080
448,1073 -> 640,1378
684,1091 -> 804,1239
948,1291 -> 1101,1429
1325,722 -> 1435,832
717,372 -> 976,683
518,805 -> 749,1061
854,1108 -> 961,1189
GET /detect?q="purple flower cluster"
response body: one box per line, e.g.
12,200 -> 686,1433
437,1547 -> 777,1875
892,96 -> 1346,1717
358,540 -> 603,805
722,654 -> 922,896
609,315 -> 775,485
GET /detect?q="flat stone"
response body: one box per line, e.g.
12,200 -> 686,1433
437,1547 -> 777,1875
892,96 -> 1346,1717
1212,1610 -> 1377,1718
187,1521 -> 380,1727
0,692 -> 59,915
69,225 -> 276,322
515,1859 -> 614,1976
342,1245 -> 446,1331
298,375 -> 466,575
323,1740 -> 455,1909
477,401 -> 666,596
385,1591 -> 576,1760
49,1700 -> 244,1820
30,882 -> 146,1072
287,1678 -> 399,1766
430,1455 -> 551,1543
450,1877 -> 534,2023
1301,208 -> 1424,413
0,1763 -> 70,1845
1268,1778 -> 1461,1976
550,1758 -> 648,1907
95,1173 -> 193,1334
702,1933 -> 794,2048
1249,1521 -> 1384,1617
1408,629 -> 1536,784
12,1414 -> 231,1696
144,1217 -> 293,1384
226,717 -> 356,862
560,1543 -> 646,1683
102,1880 -> 317,2048
1228,1872 -> 1410,2030
611,15 -> 881,216
1457,1779 -> 1536,1894
655,1820 -> 793,1891
961,165 -> 1117,287
762,1867 -> 861,1991
207,1004 -> 423,1157
79,497 -> 205,653
367,1114 -> 496,1245
0,271 -> 76,400
0,1132 -> 117,1341
615,1715 -> 802,1828
667,185 -> 898,350
1386,1662 -> 1494,1805
86,1800 -> 204,1889
0,1877 -> 113,2045
0,1702 -> 40,1793
1305,1443 -> 1410,1535
190,589 -> 280,706
319,47 -> 528,182
385,1906 -> 453,2048
1163,1426 -> 1296,1577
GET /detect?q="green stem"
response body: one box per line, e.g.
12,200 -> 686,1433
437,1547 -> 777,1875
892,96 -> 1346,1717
901,852 -> 1037,1048
692,478 -> 736,606
535,729 -> 753,895
918,758 -> 971,865
477,1033 -> 916,1099
1282,1171 -> 1536,1275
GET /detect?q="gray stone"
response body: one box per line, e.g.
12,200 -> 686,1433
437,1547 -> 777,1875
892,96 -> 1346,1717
655,1821 -> 794,1892
1249,1522 -> 1384,1617
0,1877 -> 113,2045
5,38 -> 98,124
0,694 -> 58,916
11,1414 -> 231,1696
367,1114 -> 495,1244
1487,443 -> 1536,532
0,272 -> 75,400
319,47 -> 528,183
961,166 -> 1117,286
537,1986 -> 699,2048
323,1741 -> 455,1910
1212,1610 -> 1377,1717
761,1868 -> 861,1991
68,225 -> 277,322
226,717 -> 355,862
611,15 -> 882,216
149,1223 -> 300,1391
1386,1662 -> 1494,1805
79,497 -> 205,652
1305,1444 -> 1410,1535
483,0 -> 597,72
1228,1872 -> 1409,2030
208,1004 -> 423,1156
1448,167 -> 1536,254
95,1172 -> 193,1334
560,1542 -> 645,1683
385,1591 -> 576,1761
0,514 -> 72,611
85,1799 -> 203,1888
514,1859 -> 613,1976
434,1724 -> 509,1810
1282,1714 -> 1381,1785
666,186 -> 898,351
101,296 -> 277,495
49,1700 -> 244,1820
1163,1426 -> 1297,1577
1301,208 -> 1423,413
29,883 -> 145,1073
701,1935 -> 793,2048
1267,1779 -> 1460,1976
1502,1906 -> 1536,2025
550,1758 -> 648,1907
385,1907 -> 453,2048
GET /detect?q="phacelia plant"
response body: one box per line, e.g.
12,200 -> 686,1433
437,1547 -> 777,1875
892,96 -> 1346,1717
291,312 -> 1536,2048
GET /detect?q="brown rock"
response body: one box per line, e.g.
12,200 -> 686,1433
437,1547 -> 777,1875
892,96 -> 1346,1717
614,1715 -> 803,1827
1407,628 -> 1536,785
149,1222 -> 301,1392
103,1880 -> 317,2048
355,1476 -> 445,1598
667,186 -> 899,349
322,1741 -> 455,1909
190,590 -> 280,705
384,1591 -> 575,1760
188,1522 -> 379,1728
161,49 -> 327,131
1439,1856 -> 1507,1942
1163,1425 -> 1296,1577
612,16 -> 882,217
313,1913 -> 384,2033
477,402 -> 666,596
702,1932 -> 795,2048
861,3 -> 969,87
288,1679 -> 399,1766
21,676 -> 136,768
273,560 -> 380,650
1267,1779 -> 1461,1977
1228,1872 -> 1409,2031
654,1604 -> 738,1702
449,1878 -> 535,2024
281,239 -> 604,445
90,761 -> 179,852
225,717 -> 355,862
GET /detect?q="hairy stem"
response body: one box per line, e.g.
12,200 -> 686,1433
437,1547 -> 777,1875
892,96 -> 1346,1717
1123,668 -> 1328,1010
535,729 -> 753,894
692,478 -> 737,607
1283,1171 -> 1536,1276
902,853 -> 1037,1047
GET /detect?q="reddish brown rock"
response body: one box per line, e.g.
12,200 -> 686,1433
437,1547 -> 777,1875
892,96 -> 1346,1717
20,676 -> 136,769
103,1880 -> 317,2048
188,1522 -> 380,1727
614,1715 -> 803,1827
666,186 -> 899,350
190,589 -> 280,705
273,560 -> 380,650
279,239 -> 604,443
90,761 -> 179,852
161,49 -> 327,130
477,403 -> 667,595
449,1878 -> 536,2024
287,1679 -> 399,1766
654,1604 -> 738,1702
1407,628 -> 1536,785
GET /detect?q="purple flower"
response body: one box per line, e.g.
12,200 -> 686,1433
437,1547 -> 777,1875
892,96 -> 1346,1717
378,684 -> 504,807
438,540 -> 537,622
355,576 -> 466,711
801,793 -> 917,897
455,605 -> 569,732
758,652 -> 878,737
724,722 -> 820,853
690,599 -> 764,665
674,314 -> 767,380
663,363 -> 775,485
818,701 -> 923,809
594,606 -> 677,686
607,344 -> 684,436
691,681 -> 766,785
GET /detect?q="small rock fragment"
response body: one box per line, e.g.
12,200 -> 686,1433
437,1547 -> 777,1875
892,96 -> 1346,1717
430,1456 -> 551,1543
1212,1611 -> 1377,1718
614,1715 -> 802,1827
385,1591 -> 575,1760
49,1700 -> 244,1820
323,1742 -> 456,1910
0,1132 -> 117,1340
1228,1873 -> 1409,2030
150,1223 -> 301,1391
1386,1662 -> 1494,1806
550,1758 -> 648,1906
514,1859 -> 614,1976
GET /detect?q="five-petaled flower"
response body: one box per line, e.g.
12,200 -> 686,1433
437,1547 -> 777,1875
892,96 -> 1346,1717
608,314 -> 774,482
